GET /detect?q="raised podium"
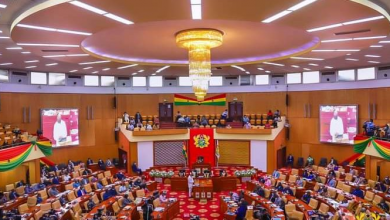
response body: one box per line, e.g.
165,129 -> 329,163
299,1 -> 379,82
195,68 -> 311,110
192,163 -> 211,174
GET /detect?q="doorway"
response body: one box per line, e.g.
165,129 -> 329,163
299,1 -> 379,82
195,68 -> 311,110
118,149 -> 128,172
159,103 -> 174,122
277,146 -> 287,169
228,102 -> 243,122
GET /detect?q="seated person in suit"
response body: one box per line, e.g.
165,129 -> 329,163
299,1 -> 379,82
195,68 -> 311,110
73,180 -> 81,189
59,195 -> 68,206
106,158 -> 113,167
327,177 -> 336,187
49,186 -> 59,197
254,186 -> 265,198
296,177 -> 304,187
0,192 -> 7,204
103,190 -> 111,201
36,194 -> 43,204
351,187 -> 364,199
98,159 -> 106,170
269,190 -> 278,203
24,184 -> 34,194
119,183 -> 127,193
235,200 -> 248,220
96,181 -> 104,190
301,191 -> 311,204
378,199 -> 389,213
159,191 -> 168,203
16,180 -> 25,188
132,162 -> 142,175
116,171 -> 125,181
230,191 -> 240,202
34,183 -> 46,191
122,194 -> 132,207
80,177 -> 89,186
87,158 -> 93,165
375,182 -> 387,192
283,186 -> 294,196
276,182 -> 284,192
383,176 -> 390,185
82,169 -> 91,176
272,169 -> 280,179
52,176 -> 60,185
109,186 -> 117,197
9,189 -> 18,200
87,198 -> 96,210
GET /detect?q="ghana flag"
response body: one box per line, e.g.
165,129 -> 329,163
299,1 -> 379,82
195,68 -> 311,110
174,94 -> 226,106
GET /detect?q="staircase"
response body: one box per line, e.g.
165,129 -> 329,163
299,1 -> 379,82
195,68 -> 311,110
159,122 -> 178,129
226,121 -> 243,128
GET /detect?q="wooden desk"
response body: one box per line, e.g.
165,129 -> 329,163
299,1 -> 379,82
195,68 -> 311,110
84,197 -> 116,219
212,176 -> 237,192
193,179 -> 213,200
192,163 -> 211,172
243,192 -> 285,219
87,163 -> 99,172
116,204 -> 139,220
151,200 -> 180,220
220,196 -> 237,220
1,196 -> 28,211
171,177 -> 188,191
146,181 -> 158,192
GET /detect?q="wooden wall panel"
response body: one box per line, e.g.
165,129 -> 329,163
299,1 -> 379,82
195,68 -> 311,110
218,140 -> 250,165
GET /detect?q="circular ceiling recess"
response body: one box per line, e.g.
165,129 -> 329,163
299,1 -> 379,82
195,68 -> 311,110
81,20 -> 319,66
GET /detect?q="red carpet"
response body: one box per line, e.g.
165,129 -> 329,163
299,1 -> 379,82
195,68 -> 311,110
157,182 -> 245,220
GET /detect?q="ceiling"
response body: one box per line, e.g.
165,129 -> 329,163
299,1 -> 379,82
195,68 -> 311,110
0,0 -> 388,77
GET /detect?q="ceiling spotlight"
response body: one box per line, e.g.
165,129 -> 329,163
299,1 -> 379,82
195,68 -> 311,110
46,63 -> 58,66
324,66 -> 333,69
346,58 -> 359,61
370,45 -> 383,48
25,60 -> 39,63
102,68 -> 110,71
6,47 -> 23,50
83,67 -> 93,70
291,65 -> 300,68
117,64 -> 138,69
365,55 -> 381,58
368,61 -> 380,64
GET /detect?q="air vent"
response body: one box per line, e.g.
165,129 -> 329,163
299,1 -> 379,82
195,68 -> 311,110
41,50 -> 69,53
68,75 -> 82,79
271,75 -> 284,78
118,77 -> 130,80
12,71 -> 27,76
322,71 -> 336,75
335,29 -> 370,36
225,76 -> 238,80
378,66 -> 390,71
165,77 -> 176,80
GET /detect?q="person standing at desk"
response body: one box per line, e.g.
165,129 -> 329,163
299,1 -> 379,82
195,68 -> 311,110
188,173 -> 194,197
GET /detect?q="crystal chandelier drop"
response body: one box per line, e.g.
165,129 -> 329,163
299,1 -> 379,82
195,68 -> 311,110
176,29 -> 224,101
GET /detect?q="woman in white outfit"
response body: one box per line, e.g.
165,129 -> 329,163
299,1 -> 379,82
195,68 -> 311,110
188,173 -> 194,197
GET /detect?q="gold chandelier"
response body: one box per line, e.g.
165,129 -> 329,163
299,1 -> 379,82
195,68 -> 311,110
176,28 -> 224,101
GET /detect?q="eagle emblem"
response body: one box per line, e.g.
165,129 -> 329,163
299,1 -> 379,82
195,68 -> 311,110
193,134 -> 210,148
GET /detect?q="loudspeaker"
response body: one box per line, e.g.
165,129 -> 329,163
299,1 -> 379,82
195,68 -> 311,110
285,94 -> 289,106
113,97 -> 117,109
320,71 -> 336,83
271,75 -> 285,85
377,66 -> 390,79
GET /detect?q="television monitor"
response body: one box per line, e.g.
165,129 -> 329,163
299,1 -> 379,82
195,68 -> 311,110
41,109 -> 79,147
319,105 -> 358,144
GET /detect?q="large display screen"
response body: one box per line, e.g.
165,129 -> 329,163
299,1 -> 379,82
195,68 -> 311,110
41,109 -> 79,147
319,105 -> 358,144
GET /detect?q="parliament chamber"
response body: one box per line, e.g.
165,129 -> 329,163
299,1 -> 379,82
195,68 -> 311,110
2,0 -> 390,220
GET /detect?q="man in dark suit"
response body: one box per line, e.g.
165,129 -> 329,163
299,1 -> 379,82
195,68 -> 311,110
286,154 -> 294,167
135,112 -> 142,124
98,159 -> 106,170
87,158 -> 93,165
9,189 -> 18,200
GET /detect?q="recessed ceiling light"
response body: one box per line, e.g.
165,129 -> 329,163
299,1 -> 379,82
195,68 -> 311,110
92,71 -> 99,74
365,55 -> 381,58
324,66 -> 333,69
83,67 -> 93,70
79,60 -> 110,65
370,45 -> 383,48
102,68 -> 110,71
262,0 -> 317,23
263,62 -> 284,66
104,14 -> 133,25
18,43 -> 79,47
21,51 -> 31,54
67,54 -> 89,57
342,16 -> 384,25
25,60 -> 39,63
291,57 -> 324,61
307,16 -> 385,32
231,65 -> 245,71
0,36 -> 10,39
368,61 -> 380,64
70,1 -> 106,14
69,70 -> 78,73
291,65 -> 300,68
312,49 -> 360,52
321,38 -> 352,43
25,66 -> 37,69
156,66 -> 170,73
70,1 -> 133,25
138,70 -> 144,73
117,64 -> 138,69
346,54 -> 351,56
6,47 -> 23,50
132,73 -> 137,76
379,41 -> 390,44
17,24 -> 92,36
191,4 -> 202,20
0,63 -> 12,66
265,71 -> 271,73
46,63 -> 58,66
308,63 -> 318,66
303,68 -> 311,71
151,73 -> 157,76
245,71 -> 250,74
354,36 -> 386,40
0,4 -> 7,9
43,54 -> 89,58
257,68 -> 264,70
346,58 -> 359,61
